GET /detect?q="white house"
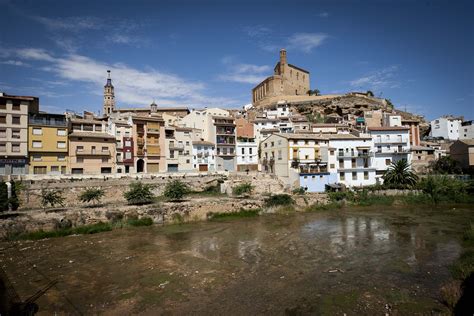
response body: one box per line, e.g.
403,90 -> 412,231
460,121 -> 474,140
368,126 -> 411,182
192,140 -> 216,172
327,134 -> 376,187
430,116 -> 462,140
236,137 -> 258,171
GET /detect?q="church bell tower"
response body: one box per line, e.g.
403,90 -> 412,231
103,70 -> 115,116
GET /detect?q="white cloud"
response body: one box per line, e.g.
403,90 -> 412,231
243,25 -> 272,38
318,12 -> 329,18
218,57 -> 271,84
0,60 -> 30,67
349,66 -> 400,90
9,47 -> 237,108
287,33 -> 329,53
32,16 -> 104,32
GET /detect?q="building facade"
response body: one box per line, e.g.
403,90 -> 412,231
28,113 -> 68,175
192,141 -> 216,172
0,93 -> 39,176
430,116 -> 462,140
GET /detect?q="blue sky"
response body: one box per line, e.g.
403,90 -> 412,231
0,0 -> 473,120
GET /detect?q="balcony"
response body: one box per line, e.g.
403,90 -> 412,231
216,127 -> 235,135
375,149 -> 410,155
137,149 -> 145,156
147,128 -> 160,134
169,143 -> 184,150
197,158 -> 210,164
374,139 -> 406,144
76,149 -> 111,156
137,138 -> 145,146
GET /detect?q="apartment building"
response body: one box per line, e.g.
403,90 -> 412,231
68,117 -> 116,174
311,123 -> 351,134
214,116 -> 236,171
327,134 -> 376,188
260,133 -> 329,189
192,140 -> 216,172
0,93 -> 39,176
368,126 -> 411,181
133,116 -> 164,173
28,113 -> 68,175
460,121 -> 474,140
108,116 -> 134,174
236,136 -> 258,171
430,116 -> 462,140
165,126 -> 201,172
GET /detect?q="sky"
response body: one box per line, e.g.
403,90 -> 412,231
0,0 -> 473,120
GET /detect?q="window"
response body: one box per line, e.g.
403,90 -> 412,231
364,171 -> 369,180
12,116 -> 21,124
12,103 -> 20,111
33,128 -> 42,135
57,129 -> 67,136
241,148 -> 245,155
57,141 -> 66,149
102,146 -> 108,152
330,164 -> 335,169
330,150 -> 334,156
249,148 -> 253,155
32,154 -> 42,161
339,159 -> 344,168
32,141 -> 42,148
0,115 -> 6,124
76,146 -> 84,152
33,166 -> 47,174
125,152 -> 132,160
125,140 -> 131,147
305,140 -> 309,145
0,143 -> 6,152
11,143 -> 20,152
278,150 -> 282,160
186,159 -> 190,163
0,129 -> 5,138
102,157 -> 108,163
51,166 -> 59,172
340,172 -> 345,181
352,172 -> 357,180
351,158 -> 356,168
11,129 -> 20,139
385,159 -> 391,166
57,155 -> 66,161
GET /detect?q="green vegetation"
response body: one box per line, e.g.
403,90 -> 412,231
124,182 -> 155,205
207,208 -> 260,221
127,217 -> 153,227
0,180 -> 20,212
40,189 -> 65,209
418,175 -> 473,204
292,187 -> 306,195
306,113 -> 325,123
451,223 -> 474,280
264,194 -> 294,207
163,180 -> 189,201
232,182 -> 253,196
190,183 -> 223,196
383,159 -> 418,188
79,187 -> 105,205
430,156 -> 462,174
11,222 -> 113,240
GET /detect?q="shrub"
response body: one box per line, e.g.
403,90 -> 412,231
418,175 -> 471,204
328,191 -> 354,202
8,179 -> 20,211
292,187 -> 306,195
163,180 -> 189,201
124,182 -> 155,205
127,217 -> 153,227
40,189 -> 65,209
232,182 -> 253,196
264,194 -> 294,207
0,181 -> 8,212
79,187 -> 105,205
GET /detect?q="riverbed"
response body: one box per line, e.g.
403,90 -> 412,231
1,205 -> 473,315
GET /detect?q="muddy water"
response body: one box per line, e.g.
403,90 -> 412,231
1,205 -> 473,315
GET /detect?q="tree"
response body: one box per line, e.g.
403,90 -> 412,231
0,181 -> 8,212
313,89 -> 320,96
383,159 -> 418,188
430,156 -> 462,174
40,189 -> 65,210
124,182 -> 155,205
8,179 -> 20,211
163,180 -> 189,201
366,90 -> 374,97
79,187 -> 105,205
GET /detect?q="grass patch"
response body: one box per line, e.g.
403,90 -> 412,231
127,217 -> 153,227
207,208 -> 260,221
12,221 -> 113,240
451,223 -> 474,280
307,201 -> 344,211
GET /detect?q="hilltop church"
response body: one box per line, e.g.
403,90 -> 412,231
252,49 -> 311,107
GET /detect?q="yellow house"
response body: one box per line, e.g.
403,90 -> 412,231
28,113 -> 68,174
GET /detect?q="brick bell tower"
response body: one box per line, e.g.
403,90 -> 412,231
103,70 -> 115,116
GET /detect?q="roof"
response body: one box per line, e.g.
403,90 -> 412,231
70,118 -> 103,124
411,146 -> 435,151
261,128 -> 280,133
459,139 -> 474,146
290,116 -> 309,122
274,62 -> 310,74
272,133 -> 328,140
193,141 -> 215,146
368,126 -> 410,131
328,134 -> 372,140
69,131 -> 115,139
0,94 -> 38,101
132,116 -> 164,122
311,123 -> 349,128
174,126 -> 194,131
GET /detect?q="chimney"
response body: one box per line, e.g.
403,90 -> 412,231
280,49 -> 287,65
